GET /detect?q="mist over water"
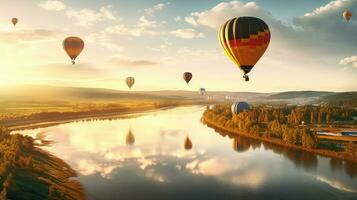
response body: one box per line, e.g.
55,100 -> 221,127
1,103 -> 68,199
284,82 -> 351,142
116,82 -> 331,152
17,106 -> 357,200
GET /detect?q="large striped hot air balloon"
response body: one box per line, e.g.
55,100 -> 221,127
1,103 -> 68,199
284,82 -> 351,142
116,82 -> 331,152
126,77 -> 135,89
231,101 -> 250,115
183,72 -> 192,84
343,10 -> 352,22
63,36 -> 84,64
219,17 -> 270,81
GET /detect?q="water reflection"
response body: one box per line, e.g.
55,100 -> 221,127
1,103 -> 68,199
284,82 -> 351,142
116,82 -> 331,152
184,136 -> 193,150
15,106 -> 357,200
126,129 -> 135,146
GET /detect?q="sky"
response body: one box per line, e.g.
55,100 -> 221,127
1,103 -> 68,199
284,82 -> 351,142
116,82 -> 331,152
0,0 -> 356,92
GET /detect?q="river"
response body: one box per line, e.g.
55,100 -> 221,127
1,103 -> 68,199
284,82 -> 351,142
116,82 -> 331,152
14,106 -> 357,200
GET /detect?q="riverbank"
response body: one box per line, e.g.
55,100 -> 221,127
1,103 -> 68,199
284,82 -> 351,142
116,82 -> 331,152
0,128 -> 85,199
202,115 -> 357,164
3,102 -> 208,130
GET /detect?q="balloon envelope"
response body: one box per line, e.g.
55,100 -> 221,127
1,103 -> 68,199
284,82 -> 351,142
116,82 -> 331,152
126,77 -> 135,89
199,88 -> 206,95
63,36 -> 84,64
11,18 -> 18,26
343,10 -> 352,22
219,17 -> 270,81
183,72 -> 192,84
231,101 -> 250,115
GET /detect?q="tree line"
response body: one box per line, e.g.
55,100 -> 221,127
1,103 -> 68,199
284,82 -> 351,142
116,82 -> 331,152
203,105 -> 357,158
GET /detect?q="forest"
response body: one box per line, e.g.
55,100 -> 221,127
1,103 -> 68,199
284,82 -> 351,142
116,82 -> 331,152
203,105 -> 357,160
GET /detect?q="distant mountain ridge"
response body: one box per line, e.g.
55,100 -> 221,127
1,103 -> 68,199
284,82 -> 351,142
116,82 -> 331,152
0,85 -> 356,106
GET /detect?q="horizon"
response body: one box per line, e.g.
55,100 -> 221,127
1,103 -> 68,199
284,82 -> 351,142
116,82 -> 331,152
0,0 -> 356,92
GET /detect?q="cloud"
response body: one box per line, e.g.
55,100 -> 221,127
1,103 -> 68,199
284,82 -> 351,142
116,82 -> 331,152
303,0 -> 349,17
105,16 -> 163,37
0,29 -> 61,44
174,16 -> 181,22
339,55 -> 357,68
184,0 -> 357,64
185,1 -> 268,29
85,32 -> 123,52
66,5 -> 116,26
293,0 -> 357,51
144,3 -> 168,16
39,0 -> 66,11
110,57 -> 158,67
169,28 -> 205,39
138,16 -> 158,28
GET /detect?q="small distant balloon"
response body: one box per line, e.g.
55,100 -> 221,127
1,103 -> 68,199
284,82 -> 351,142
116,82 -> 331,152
231,101 -> 250,115
126,129 -> 135,145
199,88 -> 206,95
184,136 -> 192,150
183,72 -> 192,84
343,10 -> 352,22
11,18 -> 18,26
126,77 -> 135,89
63,36 -> 84,64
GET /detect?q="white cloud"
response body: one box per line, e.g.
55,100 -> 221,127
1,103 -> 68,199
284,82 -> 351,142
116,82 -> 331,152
174,16 -> 181,22
66,5 -> 116,27
339,55 -> 357,68
85,32 -> 123,52
144,3 -> 168,16
39,0 -> 66,11
138,16 -> 158,28
105,16 -> 163,37
169,28 -> 205,39
184,1 -> 267,29
304,0 -> 348,17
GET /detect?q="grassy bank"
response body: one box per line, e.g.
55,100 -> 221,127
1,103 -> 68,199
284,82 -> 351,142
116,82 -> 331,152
1,100 -> 209,130
0,127 -> 85,200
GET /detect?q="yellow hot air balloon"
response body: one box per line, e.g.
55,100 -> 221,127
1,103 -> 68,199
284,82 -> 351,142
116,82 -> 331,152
219,17 -> 271,81
11,18 -> 18,26
183,72 -> 192,85
63,36 -> 84,64
126,77 -> 135,89
343,10 -> 352,22
184,136 -> 192,150
126,129 -> 135,145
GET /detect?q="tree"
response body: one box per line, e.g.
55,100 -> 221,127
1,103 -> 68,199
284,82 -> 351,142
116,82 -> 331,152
301,129 -> 317,149
345,142 -> 356,158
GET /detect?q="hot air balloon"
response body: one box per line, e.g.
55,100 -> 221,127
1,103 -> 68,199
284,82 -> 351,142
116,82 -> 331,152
183,72 -> 192,84
343,10 -> 352,22
199,88 -> 206,95
126,129 -> 135,145
219,17 -> 270,81
184,136 -> 192,150
126,77 -> 135,89
231,101 -> 250,115
63,36 -> 84,64
11,18 -> 18,26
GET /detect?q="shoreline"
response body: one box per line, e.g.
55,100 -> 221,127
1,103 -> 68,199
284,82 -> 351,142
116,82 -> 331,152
5,103 -> 205,131
202,115 -> 357,164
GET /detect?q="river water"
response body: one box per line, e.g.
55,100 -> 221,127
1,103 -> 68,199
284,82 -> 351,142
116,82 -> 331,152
16,106 -> 357,200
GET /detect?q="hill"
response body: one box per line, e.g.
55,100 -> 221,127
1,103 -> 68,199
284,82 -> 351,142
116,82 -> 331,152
315,92 -> 357,107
